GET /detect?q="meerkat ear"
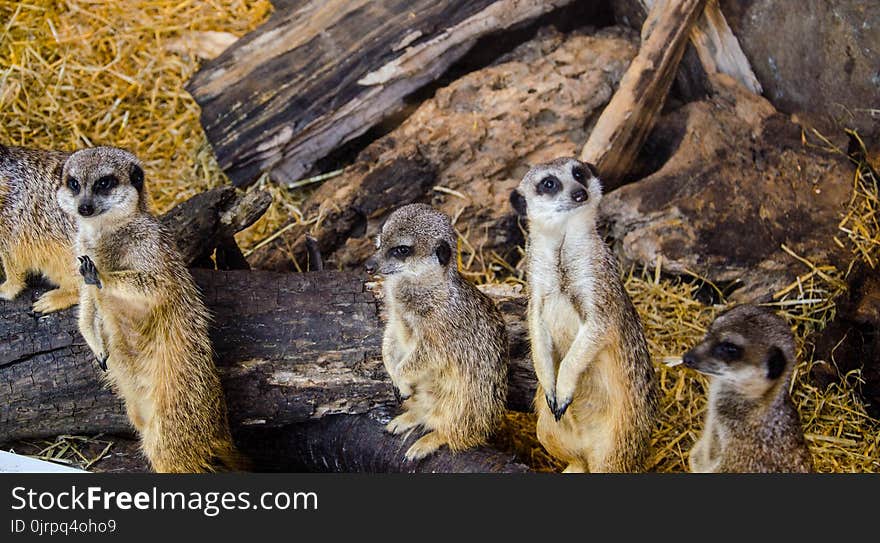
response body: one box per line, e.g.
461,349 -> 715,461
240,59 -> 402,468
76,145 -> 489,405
766,346 -> 786,379
510,189 -> 527,216
435,240 -> 452,266
583,161 -> 598,178
130,164 -> 144,192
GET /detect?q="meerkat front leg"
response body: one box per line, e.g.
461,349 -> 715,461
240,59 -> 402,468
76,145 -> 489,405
554,321 -> 605,420
0,252 -> 27,301
77,256 -> 109,370
77,292 -> 108,371
385,346 -> 426,436
529,305 -> 559,413
382,328 -> 414,401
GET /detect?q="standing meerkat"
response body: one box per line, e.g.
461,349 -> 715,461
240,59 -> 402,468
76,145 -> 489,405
365,204 -> 509,462
0,144 -> 79,313
56,147 -> 242,473
683,304 -> 812,473
510,157 -> 658,473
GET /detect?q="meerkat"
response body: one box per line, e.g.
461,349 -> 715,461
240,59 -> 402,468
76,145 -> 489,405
682,304 -> 812,473
365,204 -> 509,462
55,146 -> 242,473
510,157 -> 658,473
0,144 -> 80,313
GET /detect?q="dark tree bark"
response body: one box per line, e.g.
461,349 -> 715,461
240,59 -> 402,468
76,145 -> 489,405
186,0 -> 577,187
0,269 -> 536,472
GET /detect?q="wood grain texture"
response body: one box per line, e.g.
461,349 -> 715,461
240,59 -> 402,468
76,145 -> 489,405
641,0 -> 761,94
581,0 -> 707,187
187,0 -> 575,187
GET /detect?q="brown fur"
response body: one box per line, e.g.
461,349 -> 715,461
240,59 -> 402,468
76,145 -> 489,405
0,144 -> 79,313
56,147 -> 243,473
683,304 -> 812,472
512,157 -> 658,472
367,204 -> 509,461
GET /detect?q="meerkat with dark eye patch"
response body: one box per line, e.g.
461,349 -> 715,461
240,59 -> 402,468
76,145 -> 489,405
510,157 -> 658,473
0,144 -> 80,313
365,204 -> 509,462
56,147 -> 243,473
682,304 -> 812,473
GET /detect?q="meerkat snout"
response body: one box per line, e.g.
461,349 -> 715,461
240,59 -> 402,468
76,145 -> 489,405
57,147 -> 145,223
684,305 -> 792,394
368,204 -> 455,277
509,157 -> 601,222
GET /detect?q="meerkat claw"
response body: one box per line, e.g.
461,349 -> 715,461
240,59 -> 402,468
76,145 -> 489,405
78,256 -> 102,289
545,392 -> 557,414
554,398 -> 571,421
98,353 -> 109,372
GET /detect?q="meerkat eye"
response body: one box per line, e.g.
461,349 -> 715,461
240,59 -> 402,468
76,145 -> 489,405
94,175 -> 118,193
66,176 -> 80,193
536,175 -> 560,195
388,245 -> 412,259
712,341 -> 743,361
571,165 -> 586,183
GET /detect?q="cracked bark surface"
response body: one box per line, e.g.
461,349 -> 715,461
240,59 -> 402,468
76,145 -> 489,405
0,270 -> 535,472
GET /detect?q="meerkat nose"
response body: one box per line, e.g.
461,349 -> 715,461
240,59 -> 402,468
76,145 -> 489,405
682,351 -> 698,368
571,188 -> 588,203
78,203 -> 95,217
364,257 -> 378,274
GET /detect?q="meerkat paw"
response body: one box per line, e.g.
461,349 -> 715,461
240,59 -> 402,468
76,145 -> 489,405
78,256 -> 102,289
553,382 -> 575,421
404,431 -> 446,462
397,381 -> 413,399
0,280 -> 25,301
385,412 -> 420,435
553,396 -> 572,421
32,288 -> 79,314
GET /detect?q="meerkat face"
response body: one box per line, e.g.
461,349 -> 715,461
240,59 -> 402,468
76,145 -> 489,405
365,203 -> 456,280
57,147 -> 144,224
683,305 -> 795,395
509,157 -> 602,227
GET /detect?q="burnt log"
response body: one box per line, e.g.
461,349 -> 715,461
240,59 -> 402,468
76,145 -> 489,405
0,270 -> 535,471
187,0 -> 578,187
160,186 -> 272,268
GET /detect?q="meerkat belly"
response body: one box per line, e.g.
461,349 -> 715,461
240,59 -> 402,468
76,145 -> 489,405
541,292 -> 581,360
566,348 -> 614,422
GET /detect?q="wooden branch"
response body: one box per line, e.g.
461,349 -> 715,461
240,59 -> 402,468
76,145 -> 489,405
580,0 -> 707,188
161,186 -> 272,267
643,0 -> 761,94
187,0 -> 576,187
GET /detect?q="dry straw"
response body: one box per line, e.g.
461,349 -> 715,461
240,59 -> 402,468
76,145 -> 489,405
1,1 -> 876,472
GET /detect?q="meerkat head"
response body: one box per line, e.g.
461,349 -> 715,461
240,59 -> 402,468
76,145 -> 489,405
683,305 -> 796,397
509,157 -> 602,228
57,147 -> 145,224
365,203 -> 456,282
